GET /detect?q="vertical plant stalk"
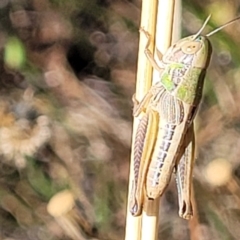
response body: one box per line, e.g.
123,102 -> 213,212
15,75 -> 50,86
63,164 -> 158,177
141,1 -> 175,240
125,0 -> 175,240
125,0 -> 158,239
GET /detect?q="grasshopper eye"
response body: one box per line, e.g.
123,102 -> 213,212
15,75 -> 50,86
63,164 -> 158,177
181,41 -> 201,54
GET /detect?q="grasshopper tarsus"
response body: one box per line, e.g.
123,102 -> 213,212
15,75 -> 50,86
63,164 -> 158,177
179,200 -> 193,220
139,27 -> 151,40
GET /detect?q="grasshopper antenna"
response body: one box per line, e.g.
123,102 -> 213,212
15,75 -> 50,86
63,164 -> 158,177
206,16 -> 240,37
193,15 -> 211,40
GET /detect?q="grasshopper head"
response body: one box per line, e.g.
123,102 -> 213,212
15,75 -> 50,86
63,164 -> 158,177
162,35 -> 212,69
162,14 -> 240,70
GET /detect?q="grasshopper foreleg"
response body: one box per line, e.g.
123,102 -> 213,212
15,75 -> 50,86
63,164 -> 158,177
140,28 -> 165,72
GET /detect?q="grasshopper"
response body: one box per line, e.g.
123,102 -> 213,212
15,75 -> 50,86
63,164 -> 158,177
130,15 -> 240,219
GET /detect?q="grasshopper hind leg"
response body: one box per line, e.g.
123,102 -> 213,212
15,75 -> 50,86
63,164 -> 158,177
175,125 -> 195,220
130,110 -> 159,216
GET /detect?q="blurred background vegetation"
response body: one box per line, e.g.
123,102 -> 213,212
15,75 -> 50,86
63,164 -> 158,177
0,0 -> 240,239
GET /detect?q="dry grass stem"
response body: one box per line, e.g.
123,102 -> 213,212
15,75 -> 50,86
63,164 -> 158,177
125,0 -> 175,240
125,0 -> 158,239
141,1 -> 175,239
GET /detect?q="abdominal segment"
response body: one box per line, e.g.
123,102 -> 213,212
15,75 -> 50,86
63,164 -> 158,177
146,123 -> 182,199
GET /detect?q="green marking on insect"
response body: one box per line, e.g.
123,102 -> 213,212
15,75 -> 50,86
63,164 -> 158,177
176,68 -> 203,104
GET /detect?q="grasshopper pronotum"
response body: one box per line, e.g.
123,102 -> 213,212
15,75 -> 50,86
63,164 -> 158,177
130,15 -> 240,219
